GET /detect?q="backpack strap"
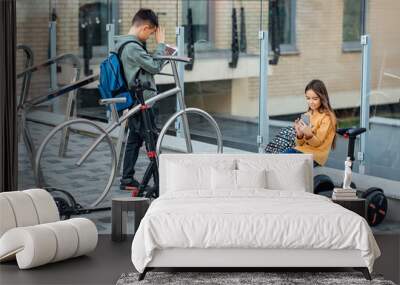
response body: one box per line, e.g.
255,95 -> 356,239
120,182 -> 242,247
117,40 -> 146,89
117,40 -> 137,57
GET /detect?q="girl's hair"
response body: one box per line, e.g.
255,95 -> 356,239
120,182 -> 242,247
305,79 -> 337,149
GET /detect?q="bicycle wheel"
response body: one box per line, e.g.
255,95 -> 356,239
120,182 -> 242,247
35,119 -> 117,208
156,108 -> 223,156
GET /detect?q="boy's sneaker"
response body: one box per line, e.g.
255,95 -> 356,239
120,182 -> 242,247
120,178 -> 140,191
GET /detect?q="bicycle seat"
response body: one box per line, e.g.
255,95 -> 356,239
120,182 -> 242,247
99,97 -> 127,105
337,127 -> 366,137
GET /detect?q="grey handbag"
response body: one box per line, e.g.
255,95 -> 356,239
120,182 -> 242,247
264,127 -> 296,153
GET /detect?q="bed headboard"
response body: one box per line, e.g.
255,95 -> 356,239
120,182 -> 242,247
158,153 -> 314,195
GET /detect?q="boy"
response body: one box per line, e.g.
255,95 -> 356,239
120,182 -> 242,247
115,9 -> 166,190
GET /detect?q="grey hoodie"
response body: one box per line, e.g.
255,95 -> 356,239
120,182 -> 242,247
114,35 -> 166,101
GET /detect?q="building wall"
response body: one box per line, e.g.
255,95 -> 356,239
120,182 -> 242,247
16,0 -> 80,101
56,0 -> 80,55
213,0 -> 264,53
15,0 -> 400,116
16,0 -> 50,99
119,0 -> 179,51
230,0 -> 400,117
369,0 -> 400,88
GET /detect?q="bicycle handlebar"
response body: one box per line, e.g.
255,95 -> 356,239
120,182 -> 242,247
17,44 -> 34,62
17,45 -> 34,109
153,55 -> 192,63
17,53 -> 81,79
27,73 -> 99,107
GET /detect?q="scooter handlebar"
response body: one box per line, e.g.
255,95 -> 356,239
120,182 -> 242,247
337,127 -> 366,138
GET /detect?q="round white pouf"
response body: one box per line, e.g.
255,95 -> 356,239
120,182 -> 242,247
24,189 -> 59,224
0,218 -> 98,269
0,196 -> 17,237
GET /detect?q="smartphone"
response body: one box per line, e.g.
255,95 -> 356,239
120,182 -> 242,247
165,44 -> 177,56
300,113 -> 310,125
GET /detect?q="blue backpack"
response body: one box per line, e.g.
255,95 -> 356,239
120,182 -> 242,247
98,40 -> 138,112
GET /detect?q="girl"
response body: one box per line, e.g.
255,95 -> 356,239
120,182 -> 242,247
285,79 -> 337,167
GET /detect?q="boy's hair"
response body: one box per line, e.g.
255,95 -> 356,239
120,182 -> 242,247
132,8 -> 159,28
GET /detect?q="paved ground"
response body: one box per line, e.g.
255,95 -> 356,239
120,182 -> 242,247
18,120 -> 400,235
17,115 -> 257,234
18,121 -> 150,233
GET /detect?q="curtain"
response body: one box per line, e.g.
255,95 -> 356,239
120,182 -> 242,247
0,0 -> 17,192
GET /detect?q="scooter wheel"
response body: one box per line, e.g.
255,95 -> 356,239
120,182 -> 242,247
314,174 -> 334,195
53,196 -> 73,220
363,187 -> 388,226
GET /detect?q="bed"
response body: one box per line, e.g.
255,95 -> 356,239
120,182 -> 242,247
131,154 -> 380,280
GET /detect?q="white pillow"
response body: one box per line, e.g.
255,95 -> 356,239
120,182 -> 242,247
211,168 -> 236,190
237,158 -> 309,192
211,169 -> 267,190
266,165 -> 307,191
236,169 -> 267,189
167,160 -> 235,192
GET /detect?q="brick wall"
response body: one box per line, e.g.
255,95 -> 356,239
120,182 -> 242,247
15,0 -> 400,115
16,0 -> 50,100
235,0 -> 400,116
369,0 -> 400,89
119,0 -> 178,51
56,0 -> 79,55
213,0 -> 265,53
16,0 -> 81,100
268,0 -> 361,101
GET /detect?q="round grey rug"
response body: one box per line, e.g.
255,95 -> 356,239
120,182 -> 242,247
116,271 -> 395,285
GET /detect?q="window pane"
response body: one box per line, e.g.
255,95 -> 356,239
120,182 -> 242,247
343,0 -> 361,42
79,1 -> 108,47
182,0 -> 209,43
277,0 -> 292,45
269,0 -> 295,50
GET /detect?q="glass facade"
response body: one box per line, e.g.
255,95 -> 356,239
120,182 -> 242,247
178,0 -> 262,152
364,0 -> 400,181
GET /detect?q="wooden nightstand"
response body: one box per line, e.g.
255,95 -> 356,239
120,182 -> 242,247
332,198 -> 366,218
111,197 -> 150,242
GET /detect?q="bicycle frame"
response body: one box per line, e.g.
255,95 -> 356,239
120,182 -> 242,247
17,48 -> 83,184
34,55 -> 223,207
76,56 -> 195,167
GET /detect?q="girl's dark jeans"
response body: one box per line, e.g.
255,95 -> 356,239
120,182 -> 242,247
283,148 -> 320,168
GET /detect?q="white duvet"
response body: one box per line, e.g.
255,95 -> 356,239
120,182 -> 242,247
131,189 -> 380,273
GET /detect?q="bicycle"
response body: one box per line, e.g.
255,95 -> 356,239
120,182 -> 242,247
16,45 -> 94,185
34,55 -> 223,212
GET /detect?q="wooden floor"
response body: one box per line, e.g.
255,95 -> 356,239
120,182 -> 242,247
1,234 -> 398,285
0,235 -> 134,285
373,234 -> 400,284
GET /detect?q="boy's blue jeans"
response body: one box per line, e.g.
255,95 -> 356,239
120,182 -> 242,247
121,109 -> 157,184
